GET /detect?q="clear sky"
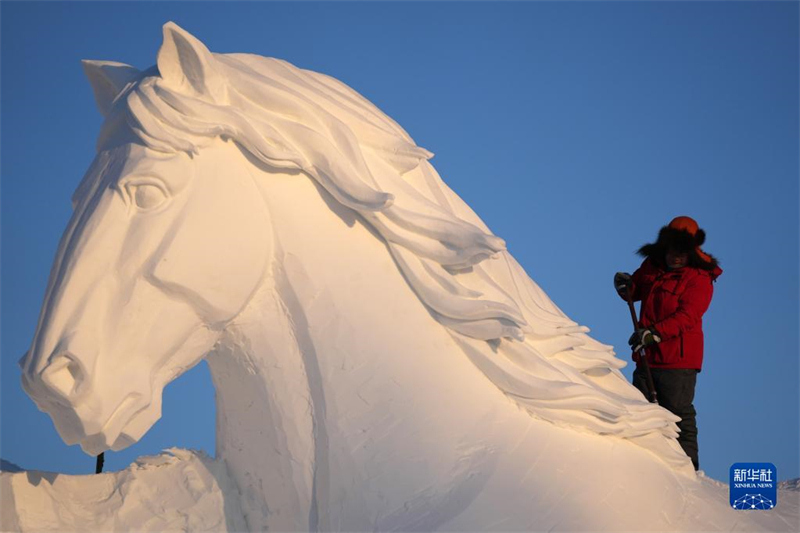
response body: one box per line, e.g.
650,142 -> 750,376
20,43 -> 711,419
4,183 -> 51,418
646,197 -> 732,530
1,1 -> 797,485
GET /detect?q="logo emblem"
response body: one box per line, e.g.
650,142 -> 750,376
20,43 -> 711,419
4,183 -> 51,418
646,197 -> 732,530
730,463 -> 777,510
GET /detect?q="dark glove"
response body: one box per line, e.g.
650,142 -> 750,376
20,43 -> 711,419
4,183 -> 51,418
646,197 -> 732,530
628,327 -> 661,353
614,272 -> 632,298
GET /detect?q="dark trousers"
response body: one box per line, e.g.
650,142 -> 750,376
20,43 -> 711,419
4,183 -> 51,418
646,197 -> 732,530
633,366 -> 700,470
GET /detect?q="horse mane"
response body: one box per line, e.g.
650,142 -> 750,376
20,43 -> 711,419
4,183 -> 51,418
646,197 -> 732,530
102,50 -> 691,469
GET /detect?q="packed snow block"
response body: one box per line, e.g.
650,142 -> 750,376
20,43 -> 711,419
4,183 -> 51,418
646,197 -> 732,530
0,449 -> 246,532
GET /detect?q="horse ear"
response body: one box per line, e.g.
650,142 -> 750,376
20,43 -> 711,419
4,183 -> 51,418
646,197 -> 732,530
157,21 -> 225,101
82,60 -> 141,117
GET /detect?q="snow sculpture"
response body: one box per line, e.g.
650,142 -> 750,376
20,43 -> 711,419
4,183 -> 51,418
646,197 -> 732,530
14,22 -> 798,531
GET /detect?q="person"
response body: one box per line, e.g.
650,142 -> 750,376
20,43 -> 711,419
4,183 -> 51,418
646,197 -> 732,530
614,216 -> 722,471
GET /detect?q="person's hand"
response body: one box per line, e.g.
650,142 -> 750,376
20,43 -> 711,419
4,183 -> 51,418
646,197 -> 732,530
614,272 -> 632,297
628,328 -> 661,352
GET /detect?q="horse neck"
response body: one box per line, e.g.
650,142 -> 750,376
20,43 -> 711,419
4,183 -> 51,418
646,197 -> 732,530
204,168 -> 510,530
205,280 -> 315,531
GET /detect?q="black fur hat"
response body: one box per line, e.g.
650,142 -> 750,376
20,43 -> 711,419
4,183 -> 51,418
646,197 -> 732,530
637,216 -> 719,270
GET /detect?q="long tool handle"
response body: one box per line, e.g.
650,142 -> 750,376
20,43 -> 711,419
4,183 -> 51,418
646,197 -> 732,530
624,289 -> 658,404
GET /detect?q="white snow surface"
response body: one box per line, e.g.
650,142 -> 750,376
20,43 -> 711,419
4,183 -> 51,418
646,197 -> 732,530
1,449 -> 245,532
9,22 -> 800,532
2,449 -> 798,532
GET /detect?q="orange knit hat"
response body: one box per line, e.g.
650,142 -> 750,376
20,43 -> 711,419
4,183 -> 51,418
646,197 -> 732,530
668,216 -> 699,235
668,216 -> 712,263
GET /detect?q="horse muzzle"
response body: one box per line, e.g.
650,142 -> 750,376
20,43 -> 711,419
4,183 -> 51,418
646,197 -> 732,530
21,359 -> 157,456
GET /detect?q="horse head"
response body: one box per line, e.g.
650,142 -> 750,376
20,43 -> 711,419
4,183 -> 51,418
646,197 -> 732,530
19,26 -> 275,456
17,20 -> 496,459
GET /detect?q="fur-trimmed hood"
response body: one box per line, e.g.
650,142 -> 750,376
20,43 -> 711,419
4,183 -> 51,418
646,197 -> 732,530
637,221 -> 721,276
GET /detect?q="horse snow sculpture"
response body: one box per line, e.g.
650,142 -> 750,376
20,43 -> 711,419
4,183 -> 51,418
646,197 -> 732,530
18,22 -> 797,532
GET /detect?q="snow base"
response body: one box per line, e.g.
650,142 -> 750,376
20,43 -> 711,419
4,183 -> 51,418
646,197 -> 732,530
2,449 -> 799,532
0,449 -> 245,532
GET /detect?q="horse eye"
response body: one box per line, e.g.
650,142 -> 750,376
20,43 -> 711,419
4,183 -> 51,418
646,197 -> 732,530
130,183 -> 167,210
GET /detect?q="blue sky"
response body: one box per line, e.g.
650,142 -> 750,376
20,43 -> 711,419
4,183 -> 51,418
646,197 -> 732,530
1,2 -> 797,484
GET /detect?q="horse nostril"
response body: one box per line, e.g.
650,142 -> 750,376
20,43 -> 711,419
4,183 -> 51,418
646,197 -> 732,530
42,352 -> 85,400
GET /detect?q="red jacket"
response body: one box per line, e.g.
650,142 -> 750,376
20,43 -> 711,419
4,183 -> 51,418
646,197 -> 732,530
623,258 -> 722,370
